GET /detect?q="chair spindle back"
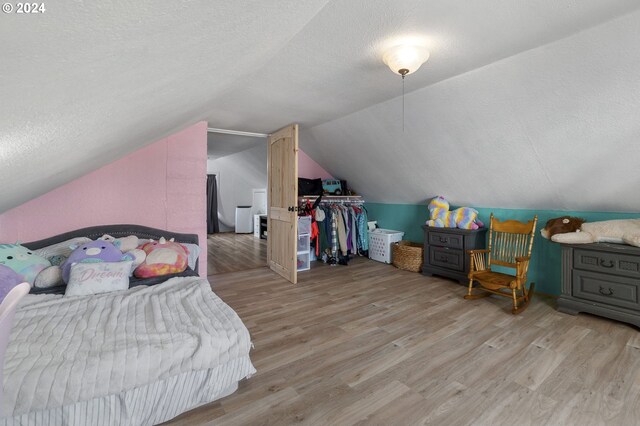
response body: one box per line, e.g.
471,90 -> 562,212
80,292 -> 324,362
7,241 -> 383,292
488,214 -> 538,268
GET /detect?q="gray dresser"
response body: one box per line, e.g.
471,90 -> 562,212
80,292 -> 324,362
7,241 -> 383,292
559,243 -> 640,327
422,225 -> 487,284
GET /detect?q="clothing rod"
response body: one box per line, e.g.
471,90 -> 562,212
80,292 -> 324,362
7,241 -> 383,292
298,195 -> 363,200
299,199 -> 365,204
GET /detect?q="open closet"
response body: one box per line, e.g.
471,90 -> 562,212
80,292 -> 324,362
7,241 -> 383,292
297,195 -> 369,267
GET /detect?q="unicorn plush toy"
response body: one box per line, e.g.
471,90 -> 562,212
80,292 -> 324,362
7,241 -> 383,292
425,196 -> 483,230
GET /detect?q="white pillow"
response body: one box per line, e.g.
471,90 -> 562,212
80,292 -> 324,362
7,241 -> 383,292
34,237 -> 92,260
65,261 -> 132,297
182,243 -> 201,271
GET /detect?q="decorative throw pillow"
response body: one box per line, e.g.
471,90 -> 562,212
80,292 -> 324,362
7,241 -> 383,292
65,261 -> 132,297
134,237 -> 189,278
0,264 -> 23,303
0,243 -> 51,285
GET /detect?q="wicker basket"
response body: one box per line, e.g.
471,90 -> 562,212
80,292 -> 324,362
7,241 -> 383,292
392,241 -> 424,273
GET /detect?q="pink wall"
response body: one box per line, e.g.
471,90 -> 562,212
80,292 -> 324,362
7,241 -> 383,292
0,121 -> 209,276
298,149 -> 333,180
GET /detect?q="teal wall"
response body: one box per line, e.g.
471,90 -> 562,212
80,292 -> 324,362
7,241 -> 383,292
366,203 -> 640,296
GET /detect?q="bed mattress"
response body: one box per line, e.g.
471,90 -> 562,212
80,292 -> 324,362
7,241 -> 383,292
1,277 -> 255,425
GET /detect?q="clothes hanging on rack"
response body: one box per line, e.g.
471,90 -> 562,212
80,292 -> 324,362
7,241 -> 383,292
301,200 -> 369,266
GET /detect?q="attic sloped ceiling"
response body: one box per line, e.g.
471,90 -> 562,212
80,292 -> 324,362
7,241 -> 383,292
2,1 -> 640,214
203,0 -> 640,132
302,9 -> 640,212
0,0 -> 330,213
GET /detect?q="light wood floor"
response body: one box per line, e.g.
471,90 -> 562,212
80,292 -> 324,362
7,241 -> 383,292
207,233 -> 267,275
169,258 -> 640,426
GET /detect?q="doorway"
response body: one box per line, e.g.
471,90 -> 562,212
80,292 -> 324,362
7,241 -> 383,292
206,128 -> 269,276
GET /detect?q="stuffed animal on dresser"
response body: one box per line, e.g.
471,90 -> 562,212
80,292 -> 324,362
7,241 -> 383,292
425,196 -> 482,230
541,217 -> 640,247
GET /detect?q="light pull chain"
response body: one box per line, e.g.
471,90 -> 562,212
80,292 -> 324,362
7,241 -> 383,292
402,75 -> 405,132
399,68 -> 409,133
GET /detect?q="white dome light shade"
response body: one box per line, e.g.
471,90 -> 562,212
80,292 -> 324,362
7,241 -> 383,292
383,44 -> 430,76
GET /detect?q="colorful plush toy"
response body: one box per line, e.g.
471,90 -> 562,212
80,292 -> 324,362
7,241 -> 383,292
0,243 -> 53,285
134,237 -> 189,278
541,217 -> 640,247
0,264 -> 24,302
61,240 -> 141,283
425,196 -> 482,230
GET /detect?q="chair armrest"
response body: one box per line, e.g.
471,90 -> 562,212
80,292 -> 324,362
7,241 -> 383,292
467,249 -> 490,255
468,249 -> 490,274
515,256 -> 531,278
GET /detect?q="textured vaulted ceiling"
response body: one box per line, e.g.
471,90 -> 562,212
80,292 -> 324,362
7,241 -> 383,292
2,1 -> 639,213
0,0 -> 330,213
303,8 -> 640,211
207,133 -> 266,160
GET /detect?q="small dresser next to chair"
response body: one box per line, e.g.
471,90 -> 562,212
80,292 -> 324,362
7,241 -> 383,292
422,225 -> 487,284
559,242 -> 640,327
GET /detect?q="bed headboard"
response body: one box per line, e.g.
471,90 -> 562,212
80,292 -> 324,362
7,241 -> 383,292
23,224 -> 200,273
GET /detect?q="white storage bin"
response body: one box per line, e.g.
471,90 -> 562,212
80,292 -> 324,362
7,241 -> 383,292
298,216 -> 312,236
297,252 -> 310,271
297,234 -> 310,253
369,229 -> 405,264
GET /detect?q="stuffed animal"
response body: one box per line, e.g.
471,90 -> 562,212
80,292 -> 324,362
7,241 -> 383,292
61,240 -> 141,283
425,196 -> 482,230
99,234 -> 139,253
0,243 -> 53,285
0,264 -> 24,302
34,266 -> 63,288
98,234 -> 146,268
134,237 -> 189,278
541,217 -> 640,247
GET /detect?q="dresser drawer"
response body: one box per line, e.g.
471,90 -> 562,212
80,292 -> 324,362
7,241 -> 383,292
574,249 -> 640,279
572,270 -> 640,311
428,232 -> 463,250
429,247 -> 464,271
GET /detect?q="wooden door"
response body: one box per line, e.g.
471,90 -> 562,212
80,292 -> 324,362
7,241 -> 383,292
267,124 -> 299,284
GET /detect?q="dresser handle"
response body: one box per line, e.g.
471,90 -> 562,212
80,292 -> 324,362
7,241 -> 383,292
599,286 -> 614,296
438,257 -> 449,263
599,259 -> 614,268
439,237 -> 448,244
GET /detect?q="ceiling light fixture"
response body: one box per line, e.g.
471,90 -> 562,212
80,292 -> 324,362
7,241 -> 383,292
383,44 -> 430,78
383,44 -> 430,131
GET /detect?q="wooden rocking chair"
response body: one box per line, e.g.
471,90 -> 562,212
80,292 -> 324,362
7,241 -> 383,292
464,214 -> 538,314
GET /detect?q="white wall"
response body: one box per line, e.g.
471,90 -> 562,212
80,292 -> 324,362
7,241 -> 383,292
207,144 -> 268,231
302,10 -> 640,212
